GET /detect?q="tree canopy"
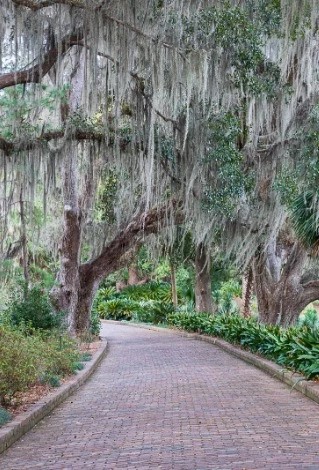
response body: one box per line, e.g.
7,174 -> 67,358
1,0 -> 319,330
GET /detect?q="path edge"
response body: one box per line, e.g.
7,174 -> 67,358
104,320 -> 319,405
0,340 -> 108,455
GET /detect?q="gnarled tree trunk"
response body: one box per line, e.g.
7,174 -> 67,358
52,200 -> 183,334
253,240 -> 319,326
50,148 -> 82,335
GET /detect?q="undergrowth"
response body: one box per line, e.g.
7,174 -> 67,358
0,324 -> 82,408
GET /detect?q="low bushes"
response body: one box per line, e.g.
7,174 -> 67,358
0,324 -> 81,407
167,312 -> 319,380
0,407 -> 12,426
96,297 -> 174,324
6,285 -> 63,330
94,281 -> 174,324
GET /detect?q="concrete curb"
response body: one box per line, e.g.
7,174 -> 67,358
0,340 -> 108,455
104,320 -> 319,405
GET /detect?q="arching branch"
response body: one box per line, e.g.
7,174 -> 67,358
11,0 -> 89,9
12,0 -> 180,53
79,199 -> 184,282
301,279 -> 319,305
0,28 -> 83,90
0,129 -> 106,154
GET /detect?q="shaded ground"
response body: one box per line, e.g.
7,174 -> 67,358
0,322 -> 318,469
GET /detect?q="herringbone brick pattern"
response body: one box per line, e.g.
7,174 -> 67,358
1,322 -> 318,469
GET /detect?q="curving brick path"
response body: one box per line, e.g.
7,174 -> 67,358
1,322 -> 319,469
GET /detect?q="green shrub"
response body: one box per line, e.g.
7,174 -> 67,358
40,334 -> 80,377
298,308 -> 319,329
213,279 -> 241,315
0,407 -> 12,426
72,361 -> 85,371
7,285 -> 63,330
0,326 -> 43,404
0,326 -> 80,405
94,281 -> 176,324
80,352 -> 92,362
90,309 -> 101,336
131,300 -> 175,324
96,298 -> 136,320
104,281 -> 171,303
40,373 -> 61,388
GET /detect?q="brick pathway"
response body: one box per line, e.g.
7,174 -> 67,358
1,322 -> 319,469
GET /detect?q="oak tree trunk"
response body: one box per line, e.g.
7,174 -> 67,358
19,186 -> 29,291
195,243 -> 215,313
170,260 -> 178,307
50,149 -> 82,335
128,263 -> 140,286
253,241 -> 319,326
52,200 -> 183,334
242,267 -> 253,317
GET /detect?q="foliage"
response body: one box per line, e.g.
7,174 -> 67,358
0,326 -> 43,404
89,309 -> 101,336
0,407 -> 12,427
212,278 -> 241,315
95,298 -> 136,321
291,191 -> 319,252
40,373 -> 61,388
6,284 -> 64,330
118,281 -> 172,302
202,112 -> 252,217
167,311 -> 319,380
80,352 -> 93,362
95,169 -> 118,223
176,267 -> 195,304
41,333 -> 81,377
96,281 -> 172,303
29,265 -> 56,289
298,308 -> 319,329
0,84 -> 70,141
178,2 -> 281,95
0,324 -> 81,405
95,296 -> 174,325
274,169 -> 299,207
94,279 -> 177,324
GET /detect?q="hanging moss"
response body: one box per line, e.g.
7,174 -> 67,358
0,0 -> 319,268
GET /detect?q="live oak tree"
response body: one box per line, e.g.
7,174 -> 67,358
1,0 -> 319,332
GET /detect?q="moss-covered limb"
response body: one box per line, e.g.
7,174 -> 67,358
0,129 -> 106,155
0,29 -> 84,91
11,0 -> 90,10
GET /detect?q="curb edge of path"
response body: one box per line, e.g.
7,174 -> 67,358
0,339 -> 108,455
104,320 -> 319,405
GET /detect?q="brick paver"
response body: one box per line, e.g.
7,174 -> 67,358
1,322 -> 319,469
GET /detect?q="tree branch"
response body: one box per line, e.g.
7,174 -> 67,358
0,128 -> 108,154
12,0 -> 89,9
301,279 -> 319,305
281,242 -> 307,284
70,41 -> 179,128
0,28 -> 83,90
12,0 -> 181,54
79,199 -> 184,281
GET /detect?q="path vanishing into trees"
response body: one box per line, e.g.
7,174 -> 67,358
1,322 -> 318,469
